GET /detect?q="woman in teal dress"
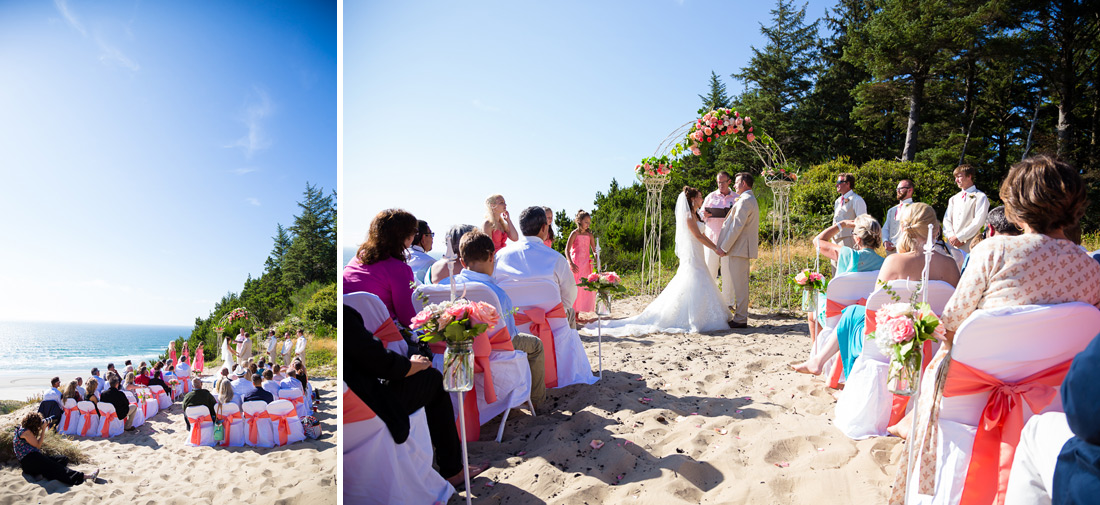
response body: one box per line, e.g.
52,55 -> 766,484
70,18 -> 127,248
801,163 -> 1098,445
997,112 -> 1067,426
793,214 -> 884,375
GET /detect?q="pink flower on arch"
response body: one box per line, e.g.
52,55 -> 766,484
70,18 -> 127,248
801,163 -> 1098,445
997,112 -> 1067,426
746,133 -> 755,142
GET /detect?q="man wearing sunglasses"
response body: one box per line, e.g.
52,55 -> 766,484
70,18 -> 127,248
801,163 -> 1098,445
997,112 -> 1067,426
882,179 -> 916,253
832,173 -> 867,248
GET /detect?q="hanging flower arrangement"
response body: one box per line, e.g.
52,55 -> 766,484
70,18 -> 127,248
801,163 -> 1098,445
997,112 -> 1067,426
674,107 -> 753,157
634,155 -> 681,180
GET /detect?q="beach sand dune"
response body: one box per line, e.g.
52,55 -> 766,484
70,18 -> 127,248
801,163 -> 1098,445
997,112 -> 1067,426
456,295 -> 904,504
0,379 -> 337,505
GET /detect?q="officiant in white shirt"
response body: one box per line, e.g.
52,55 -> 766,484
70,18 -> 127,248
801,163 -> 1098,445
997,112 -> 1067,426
701,170 -> 740,280
882,179 -> 915,253
943,164 -> 990,266
493,206 -> 577,323
832,173 -> 866,248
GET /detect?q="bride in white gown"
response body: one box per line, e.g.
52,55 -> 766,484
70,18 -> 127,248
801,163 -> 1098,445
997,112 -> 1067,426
589,186 -> 733,336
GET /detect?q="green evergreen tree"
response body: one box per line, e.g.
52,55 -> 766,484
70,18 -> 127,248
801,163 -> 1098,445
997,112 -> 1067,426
698,71 -> 731,113
283,183 -> 337,290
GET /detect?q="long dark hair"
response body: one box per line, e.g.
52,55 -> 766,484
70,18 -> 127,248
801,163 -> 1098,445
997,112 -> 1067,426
683,186 -> 703,223
357,209 -> 418,265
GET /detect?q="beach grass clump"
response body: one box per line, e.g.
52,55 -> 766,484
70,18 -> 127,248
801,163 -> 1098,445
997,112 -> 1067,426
0,406 -> 86,465
305,338 -> 336,377
0,399 -> 33,416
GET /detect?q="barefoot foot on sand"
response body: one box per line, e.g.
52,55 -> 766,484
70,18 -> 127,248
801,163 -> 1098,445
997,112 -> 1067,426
447,462 -> 490,488
790,361 -> 821,375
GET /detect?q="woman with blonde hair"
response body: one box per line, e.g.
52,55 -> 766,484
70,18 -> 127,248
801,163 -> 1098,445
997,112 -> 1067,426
482,194 -> 519,251
217,377 -> 234,405
62,380 -> 82,403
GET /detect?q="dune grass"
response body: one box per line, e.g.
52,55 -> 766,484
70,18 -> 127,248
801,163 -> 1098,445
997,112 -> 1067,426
0,404 -> 87,465
305,338 -> 336,378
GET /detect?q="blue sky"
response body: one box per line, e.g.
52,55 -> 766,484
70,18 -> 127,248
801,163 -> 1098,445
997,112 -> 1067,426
0,1 -> 335,325
343,0 -> 836,258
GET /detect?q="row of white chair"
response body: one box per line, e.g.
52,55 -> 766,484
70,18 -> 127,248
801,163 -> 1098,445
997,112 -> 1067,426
59,386 -> 172,438
185,399 -> 305,447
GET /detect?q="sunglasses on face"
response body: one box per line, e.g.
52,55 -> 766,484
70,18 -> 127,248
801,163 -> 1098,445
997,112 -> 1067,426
897,187 -> 912,191
836,180 -> 847,185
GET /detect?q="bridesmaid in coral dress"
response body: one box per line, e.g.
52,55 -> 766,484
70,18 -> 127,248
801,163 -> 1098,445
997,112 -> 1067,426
567,210 -> 596,314
482,194 -> 519,251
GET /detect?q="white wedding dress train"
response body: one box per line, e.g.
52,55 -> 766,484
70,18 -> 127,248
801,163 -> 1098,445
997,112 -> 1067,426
587,192 -> 731,336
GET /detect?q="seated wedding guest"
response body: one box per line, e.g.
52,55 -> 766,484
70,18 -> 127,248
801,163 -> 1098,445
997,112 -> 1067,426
961,206 -> 1022,272
542,206 -> 555,247
106,363 -> 118,381
123,372 -> 137,393
261,370 -> 281,398
89,368 -> 106,397
13,412 -> 98,485
62,381 -> 82,403
804,214 -> 885,342
84,378 -> 101,415
345,304 -> 486,487
101,377 -> 137,432
74,377 -> 86,399
443,230 -> 547,406
181,378 -> 217,430
793,203 -> 959,376
427,224 -> 477,284
216,378 -> 235,406
483,194 -> 520,251
494,206 -> 578,323
134,366 -> 150,386
148,363 -> 171,398
231,368 -> 256,400
294,362 -> 315,413
406,219 -> 435,284
272,364 -> 285,381
280,369 -> 303,392
243,374 -> 273,403
344,208 -> 420,327
892,155 -> 1100,440
45,377 -> 62,405
124,360 -> 133,375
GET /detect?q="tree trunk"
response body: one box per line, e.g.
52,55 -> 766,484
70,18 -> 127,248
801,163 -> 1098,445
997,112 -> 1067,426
1023,95 -> 1041,160
901,75 -> 925,162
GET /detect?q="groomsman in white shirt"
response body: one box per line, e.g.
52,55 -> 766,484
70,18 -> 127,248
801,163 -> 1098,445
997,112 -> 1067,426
882,179 -> 915,253
832,173 -> 867,248
493,206 -> 578,323
701,170 -> 740,281
943,164 -> 990,267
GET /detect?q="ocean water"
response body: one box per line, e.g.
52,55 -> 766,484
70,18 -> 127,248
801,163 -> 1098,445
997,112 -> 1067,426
0,320 -> 192,376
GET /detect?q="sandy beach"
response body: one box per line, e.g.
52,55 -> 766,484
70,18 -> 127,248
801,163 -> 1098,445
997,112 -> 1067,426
451,294 -> 904,504
0,377 -> 337,505
0,370 -> 91,402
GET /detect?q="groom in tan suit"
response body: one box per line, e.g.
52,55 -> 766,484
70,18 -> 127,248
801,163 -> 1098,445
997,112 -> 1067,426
717,172 -> 759,328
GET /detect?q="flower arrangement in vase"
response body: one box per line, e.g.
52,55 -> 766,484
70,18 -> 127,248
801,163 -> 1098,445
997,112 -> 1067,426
577,271 -> 627,316
872,302 -> 945,396
410,299 -> 500,391
790,268 -> 826,314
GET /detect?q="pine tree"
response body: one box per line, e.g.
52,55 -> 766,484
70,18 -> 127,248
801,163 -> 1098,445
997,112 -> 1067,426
698,71 -> 731,113
282,183 -> 337,289
264,223 -> 292,274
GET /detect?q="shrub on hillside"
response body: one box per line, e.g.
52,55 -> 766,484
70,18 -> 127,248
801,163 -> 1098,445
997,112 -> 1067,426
303,283 -> 336,328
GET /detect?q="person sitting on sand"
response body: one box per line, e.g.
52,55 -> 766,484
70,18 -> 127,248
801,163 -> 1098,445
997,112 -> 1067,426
181,378 -> 217,430
14,412 -> 98,485
62,380 -> 82,403
243,374 -> 273,404
101,377 -> 138,432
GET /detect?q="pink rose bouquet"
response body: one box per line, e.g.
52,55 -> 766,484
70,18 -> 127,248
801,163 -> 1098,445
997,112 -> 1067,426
675,107 -> 753,157
410,299 -> 499,344
789,268 -> 826,292
872,302 -> 943,396
635,155 -> 680,180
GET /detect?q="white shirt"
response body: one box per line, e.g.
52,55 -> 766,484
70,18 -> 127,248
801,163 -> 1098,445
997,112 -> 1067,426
91,375 -> 106,396
493,236 -> 578,308
262,380 -> 281,399
231,377 -> 256,399
295,336 -> 307,354
943,185 -> 990,244
833,190 -> 867,238
882,198 -> 914,247
405,245 -> 434,284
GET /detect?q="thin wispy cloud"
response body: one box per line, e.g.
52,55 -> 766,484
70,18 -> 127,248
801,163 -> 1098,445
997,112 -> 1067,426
232,167 -> 260,175
246,197 -> 261,206
96,35 -> 140,71
472,98 -> 500,112
229,87 -> 275,159
54,0 -> 86,36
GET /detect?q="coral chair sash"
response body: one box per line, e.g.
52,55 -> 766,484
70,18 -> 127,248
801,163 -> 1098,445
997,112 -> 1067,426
188,415 -> 212,445
246,410 -> 272,445
219,411 -> 243,446
514,303 -> 566,388
942,359 -> 1072,505
456,331 -> 496,442
79,409 -> 96,437
62,404 -> 79,432
343,388 -> 376,423
373,318 -> 404,344
100,411 -> 118,437
271,411 -> 294,445
864,309 -> 877,335
826,298 -> 867,319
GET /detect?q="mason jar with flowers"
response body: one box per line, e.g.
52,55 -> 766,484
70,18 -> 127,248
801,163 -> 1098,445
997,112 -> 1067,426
872,302 -> 945,396
789,268 -> 827,315
578,271 -> 627,317
410,299 -> 500,392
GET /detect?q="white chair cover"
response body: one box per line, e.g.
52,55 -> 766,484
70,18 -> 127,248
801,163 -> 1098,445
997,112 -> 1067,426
184,405 -> 216,447
176,363 -> 192,396
279,388 -> 310,419
343,383 -> 454,505
904,302 -> 1100,505
835,279 -> 955,439
216,402 -> 245,447
75,401 -> 100,438
136,387 -> 158,419
415,284 -> 535,439
497,279 -> 598,388
149,385 -> 172,410
124,391 -> 146,427
60,398 -> 80,435
266,399 -> 305,446
344,291 -> 409,356
96,402 -> 123,438
242,401 -> 274,448
1004,412 -> 1074,505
